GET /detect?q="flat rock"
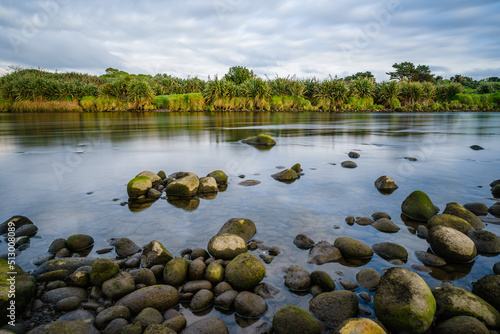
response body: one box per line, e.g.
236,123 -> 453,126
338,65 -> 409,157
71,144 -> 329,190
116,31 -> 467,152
414,251 -> 447,267
234,291 -> 267,318
41,287 -> 87,304
371,218 -> 400,233
116,285 -> 179,314
308,240 -> 342,264
217,218 -> 257,242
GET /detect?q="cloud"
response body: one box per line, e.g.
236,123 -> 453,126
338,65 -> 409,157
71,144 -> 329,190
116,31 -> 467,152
0,0 -> 498,81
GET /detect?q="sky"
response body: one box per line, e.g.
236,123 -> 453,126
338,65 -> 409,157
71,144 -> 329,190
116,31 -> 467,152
0,0 -> 499,81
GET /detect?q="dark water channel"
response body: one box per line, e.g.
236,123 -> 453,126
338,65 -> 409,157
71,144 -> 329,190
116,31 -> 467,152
1,111 -> 499,332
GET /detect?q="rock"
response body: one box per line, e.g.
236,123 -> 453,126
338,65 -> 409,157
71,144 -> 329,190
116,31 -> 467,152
48,238 -> 68,254
163,314 -> 187,333
309,290 -> 358,328
137,171 -> 163,188
225,253 -> 265,290
372,242 -> 408,262
198,177 -> 218,193
284,265 -> 311,291
339,280 -> 358,290
333,237 -> 373,259
13,223 -> 38,237
188,258 -> 205,280
433,285 -> 500,329
205,262 -> 224,285
341,161 -> 357,168
348,151 -> 360,159
0,215 -> 34,234
467,230 -> 500,253
428,226 -> 477,263
33,257 -> 97,277
272,305 -> 320,334
463,202 -> 489,216
374,175 -> 398,193
233,291 -> 267,318
180,317 -> 229,334
147,188 -> 162,199
206,170 -> 228,185
489,202 -> 500,216
144,324 -> 177,334
214,290 -> 238,309
472,274 -> 500,311
0,260 -> 35,325
163,257 -> 188,286
134,307 -> 163,327
371,212 -> 391,220
242,134 -> 276,146
293,234 -> 315,249
207,233 -> 247,260
271,169 -> 299,181
41,286 -> 87,304
95,305 -> 131,329
55,247 -> 71,258
442,202 -> 484,229
401,190 -> 437,221
183,280 -> 212,294
470,145 -> 484,150
334,318 -> 386,334
310,270 -> 335,292
355,217 -> 373,225
434,315 -> 489,334
254,282 -> 280,298
414,251 -> 446,267
58,309 -> 95,322
213,282 -> 232,296
55,296 -> 82,312
345,216 -> 355,225
374,267 -> 436,334
238,180 -> 260,186
129,268 -> 156,286
116,285 -> 179,314
28,320 -> 100,334
307,240 -> 342,264
127,176 -> 152,199
102,271 -> 136,299
165,174 -> 199,197
121,323 -> 143,334
291,163 -> 303,173
141,240 -> 173,268
417,225 -> 429,238
65,270 -> 89,288
217,218 -> 256,242
356,268 -> 381,290
493,184 -> 500,198
110,238 -> 141,258
371,218 -> 400,233
157,170 -> 167,180
89,258 -> 120,286
103,318 -> 129,334
37,269 -> 69,282
191,248 -> 209,260
66,234 -> 94,252
495,262 -> 500,275
428,214 -> 475,235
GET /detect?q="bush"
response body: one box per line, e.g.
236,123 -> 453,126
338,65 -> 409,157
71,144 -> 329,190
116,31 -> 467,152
476,82 -> 496,94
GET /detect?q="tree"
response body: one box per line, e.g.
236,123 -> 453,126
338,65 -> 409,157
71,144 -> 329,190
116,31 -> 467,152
224,66 -> 255,85
105,67 -> 119,75
344,71 -> 374,82
386,62 -> 434,82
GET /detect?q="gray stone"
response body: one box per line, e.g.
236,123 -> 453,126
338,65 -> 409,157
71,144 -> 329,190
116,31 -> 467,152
116,285 -> 179,314
163,314 -> 187,333
189,289 -> 214,312
55,296 -> 82,312
463,202 -> 489,216
428,214 -> 475,235
207,233 -> 247,260
33,257 -> 97,277
213,282 -> 232,297
467,230 -> 500,253
144,324 -> 177,334
188,259 -> 206,280
163,257 -> 188,286
102,271 -> 136,299
89,258 -> 120,287
434,316 -> 489,334
28,320 -> 99,334
48,238 -> 67,254
472,274 -> 500,311
272,305 -> 320,334
180,317 -> 229,334
165,173 -> 199,197
134,307 -> 163,327
334,237 -> 373,259
372,242 -> 408,262
214,290 -> 238,310
284,265 -> 311,291
95,305 -> 131,329
354,217 -> 373,225
0,215 -> 34,234
489,202 -> 500,216
371,218 -> 400,233
307,240 -> 342,264
66,234 -> 94,252
374,175 -> 398,193
129,268 -> 156,286
110,238 -> 141,258
57,309 -> 95,322
217,218 -> 257,242
309,290 -> 358,328
254,282 -> 280,299
183,280 -> 213,294
198,177 -> 218,193
13,223 -> 38,237
41,287 -> 87,304
341,161 -> 357,168
103,318 -> 129,334
428,226 -> 477,262
414,251 -> 447,267
141,240 -> 173,268
137,171 -> 163,188
234,291 -> 267,318
356,268 -> 381,290
293,234 -> 315,249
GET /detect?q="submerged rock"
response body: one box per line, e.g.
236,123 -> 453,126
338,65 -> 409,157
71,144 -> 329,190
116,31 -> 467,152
414,251 -> 447,267
293,234 -> 315,249
272,305 -> 320,334
310,270 -> 336,292
242,134 -> 276,146
284,265 -> 311,291
110,237 -> 141,258
348,151 -> 360,159
489,202 -> 500,216
442,202 -> 484,230
207,233 -> 247,260
207,170 -> 228,185
272,168 -> 299,182
374,267 -> 436,334
334,237 -> 373,259
29,320 -> 99,334
165,173 -> 199,197
308,240 -> 342,264
234,291 -> 267,318
401,190 -> 437,221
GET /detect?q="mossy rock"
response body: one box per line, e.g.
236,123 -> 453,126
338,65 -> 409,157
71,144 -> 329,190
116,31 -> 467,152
374,267 -> 436,334
309,290 -> 358,328
428,226 -> 477,263
0,259 -> 36,326
428,214 -> 475,235
433,285 -> 500,329
225,253 -> 265,290
467,230 -> 500,253
492,184 -> 500,198
272,305 -> 320,334
198,176 -> 218,193
355,268 -> 381,290
181,317 -> 228,334
217,218 -> 257,242
372,242 -> 408,262
291,163 -> 303,173
136,171 -> 162,188
401,190 -> 437,221
442,202 -> 484,229
310,270 -> 335,292
207,233 -> 247,260
116,285 -> 179,314
334,318 -> 386,334
66,234 -> 94,252
207,170 -> 228,185
0,215 -> 34,234
333,237 -> 373,259
205,262 -> 224,285
242,134 -> 276,146
33,257 -> 97,277
163,257 -> 188,286
472,274 -> 500,311
284,265 -> 311,291
127,176 -> 152,199
272,169 -> 299,181
89,258 -> 120,287
141,240 -> 173,268
27,320 -> 100,333
434,316 -> 489,334
165,174 -> 199,197
157,170 -> 167,180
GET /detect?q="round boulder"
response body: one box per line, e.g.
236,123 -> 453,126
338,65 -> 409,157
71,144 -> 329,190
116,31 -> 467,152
284,265 -> 311,291
217,218 -> 256,242
374,267 -> 436,334
242,134 -> 276,146
333,237 -> 373,259
467,230 -> 500,253
434,316 -> 489,334
428,214 -> 475,235
309,290 -> 358,328
335,318 -> 386,334
207,233 -> 247,260
463,202 -> 489,216
371,218 -> 400,233
472,274 -> 500,311
307,240 -> 342,265
206,170 -> 228,185
136,171 -> 162,188
116,285 -> 179,314
165,174 -> 199,197
127,176 -> 152,199
372,242 -> 408,262
272,169 -> 299,181
234,291 -> 267,318
428,226 -> 477,263
356,268 -> 381,290
102,271 -> 135,299
225,253 -> 265,290
401,190 -> 437,221
272,305 -> 320,334
66,234 -> 94,252
89,258 -> 120,287
442,202 -> 484,229
341,161 -> 357,169
198,176 -> 218,193
163,257 -> 188,286
374,175 -> 398,193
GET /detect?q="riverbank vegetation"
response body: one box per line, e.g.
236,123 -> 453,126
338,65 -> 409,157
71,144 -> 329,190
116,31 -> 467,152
0,64 -> 499,112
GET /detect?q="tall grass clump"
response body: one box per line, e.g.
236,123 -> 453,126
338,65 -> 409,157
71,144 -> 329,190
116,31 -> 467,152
375,81 -> 401,108
314,78 -> 349,109
203,78 -> 237,104
349,78 -> 375,99
127,80 -> 155,108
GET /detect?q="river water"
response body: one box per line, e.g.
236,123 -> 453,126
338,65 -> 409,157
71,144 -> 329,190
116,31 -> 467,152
1,111 -> 499,332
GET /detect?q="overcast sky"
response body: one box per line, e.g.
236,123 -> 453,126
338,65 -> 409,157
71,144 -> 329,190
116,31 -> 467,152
0,0 -> 499,81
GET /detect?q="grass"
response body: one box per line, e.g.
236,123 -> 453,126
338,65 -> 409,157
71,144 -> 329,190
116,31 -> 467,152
10,100 -> 83,112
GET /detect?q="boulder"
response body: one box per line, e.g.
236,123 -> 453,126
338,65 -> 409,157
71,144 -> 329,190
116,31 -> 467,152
145,324 -> 177,333
307,240 -> 342,264
214,290 -> 238,310
188,258 -> 206,280
55,296 -> 82,312
66,234 -> 94,252
401,190 -> 437,221
129,268 -> 156,286
463,202 -> 489,216
334,318 -> 386,334
180,317 -> 229,334
309,290 -> 358,328
310,270 -> 335,292
13,223 -> 38,237
414,251 -> 446,267
133,307 -> 164,327
272,169 -> 299,181
183,280 -> 213,294
206,170 -> 228,185
341,161 -> 357,168
291,163 -> 303,173
333,237 -> 373,259
242,134 -> 276,146
225,253 -> 265,290
207,233 -> 247,260
371,218 -> 400,233
48,238 -> 68,254
102,271 -> 136,299
433,285 -> 500,329
198,177 -> 218,193
428,226 -> 477,263
234,291 -> 267,318
165,174 -> 199,197
110,238 -> 141,257
116,285 -> 179,314
272,305 -> 320,334
33,257 -> 97,277
434,316 -> 489,334
127,176 -> 152,199
372,242 -> 408,262
163,257 -> 188,286
136,171 -> 163,188
28,320 -> 99,334
428,214 -> 475,235
217,218 -> 256,242
95,305 -> 130,329
189,289 -> 214,312
141,240 -> 173,268
493,184 -> 500,198
355,217 -> 373,225
489,202 -> 500,216
41,287 -> 87,304
284,265 -> 311,291
0,215 -> 34,234
89,258 -> 120,286
205,262 -> 224,285
348,151 -> 360,159
293,234 -> 315,249
374,267 -> 436,334
355,268 -> 381,290
374,175 -> 398,193
472,274 -> 500,311
442,202 -> 484,229
467,230 -> 500,253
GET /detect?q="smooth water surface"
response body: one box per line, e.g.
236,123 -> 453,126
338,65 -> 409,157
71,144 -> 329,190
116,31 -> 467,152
1,111 -> 499,332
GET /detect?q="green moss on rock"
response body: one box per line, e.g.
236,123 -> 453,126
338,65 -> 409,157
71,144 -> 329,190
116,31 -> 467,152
225,253 -> 265,290
272,305 -> 320,334
401,190 -> 437,221
127,176 -> 152,199
242,134 -> 276,146
89,258 -> 120,287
